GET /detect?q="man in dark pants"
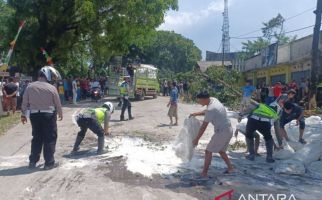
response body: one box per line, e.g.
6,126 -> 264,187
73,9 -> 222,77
280,102 -> 306,144
239,101 -> 279,163
21,66 -> 63,170
120,76 -> 134,121
72,102 -> 114,154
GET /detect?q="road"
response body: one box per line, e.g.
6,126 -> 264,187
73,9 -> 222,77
0,96 -> 321,200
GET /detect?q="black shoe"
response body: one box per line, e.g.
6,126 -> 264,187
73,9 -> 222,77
299,138 -> 307,144
120,118 -> 126,121
28,162 -> 36,169
129,117 -> 134,120
44,162 -> 59,170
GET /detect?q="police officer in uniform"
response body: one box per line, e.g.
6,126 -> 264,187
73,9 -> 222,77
239,101 -> 279,163
120,76 -> 134,121
21,66 -> 63,170
72,102 -> 114,155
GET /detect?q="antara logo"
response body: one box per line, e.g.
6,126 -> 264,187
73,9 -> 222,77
214,189 -> 234,200
238,194 -> 297,200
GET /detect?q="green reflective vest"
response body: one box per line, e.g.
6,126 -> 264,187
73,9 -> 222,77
85,108 -> 107,124
119,81 -> 128,95
252,104 -> 278,120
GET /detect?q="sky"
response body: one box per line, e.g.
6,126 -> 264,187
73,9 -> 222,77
158,0 -> 318,59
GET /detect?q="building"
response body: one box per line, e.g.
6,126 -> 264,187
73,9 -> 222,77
242,32 -> 322,86
196,51 -> 239,72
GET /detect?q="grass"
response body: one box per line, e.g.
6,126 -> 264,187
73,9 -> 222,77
229,140 -> 247,151
0,112 -> 20,136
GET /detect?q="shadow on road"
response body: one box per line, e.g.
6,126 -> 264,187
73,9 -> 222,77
0,166 -> 41,176
62,150 -> 98,160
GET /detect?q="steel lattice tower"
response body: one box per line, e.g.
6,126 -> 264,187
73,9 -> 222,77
222,0 -> 230,54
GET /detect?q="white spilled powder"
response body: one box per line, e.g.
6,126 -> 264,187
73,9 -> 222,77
61,159 -> 94,170
107,137 -> 184,177
0,155 -> 28,169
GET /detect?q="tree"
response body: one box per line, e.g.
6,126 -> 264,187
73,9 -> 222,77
142,30 -> 201,74
241,14 -> 295,58
3,0 -> 178,74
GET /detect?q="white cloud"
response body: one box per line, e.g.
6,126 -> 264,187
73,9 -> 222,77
159,0 -> 233,31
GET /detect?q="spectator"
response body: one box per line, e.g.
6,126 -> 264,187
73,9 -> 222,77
240,80 -> 255,113
255,84 -> 261,102
76,77 -> 81,102
299,78 -> 307,100
63,78 -> 69,101
265,85 -> 275,105
99,77 -> 106,97
3,77 -> 18,115
273,82 -> 282,99
163,80 -> 168,96
67,77 -> 73,103
260,83 -> 268,103
183,81 -> 189,94
80,77 -> 87,100
288,80 -> 298,90
57,80 -> 65,104
72,77 -> 77,105
167,81 -> 179,125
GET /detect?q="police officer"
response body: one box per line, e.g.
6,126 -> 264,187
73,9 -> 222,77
72,102 -> 114,155
21,66 -> 63,170
239,101 -> 279,163
120,76 -> 134,121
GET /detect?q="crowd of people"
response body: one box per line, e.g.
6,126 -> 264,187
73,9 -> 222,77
253,78 -> 311,106
161,79 -> 189,97
56,76 -> 108,105
1,77 -> 30,115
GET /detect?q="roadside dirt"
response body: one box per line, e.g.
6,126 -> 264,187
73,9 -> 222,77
0,96 -> 321,200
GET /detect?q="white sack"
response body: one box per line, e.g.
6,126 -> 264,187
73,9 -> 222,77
293,141 -> 322,166
274,142 -> 295,160
173,117 -> 201,162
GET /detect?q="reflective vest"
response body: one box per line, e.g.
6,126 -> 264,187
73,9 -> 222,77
84,108 -> 107,124
252,104 -> 278,120
119,81 -> 128,95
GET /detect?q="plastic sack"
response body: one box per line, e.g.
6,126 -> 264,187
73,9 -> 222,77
293,141 -> 322,166
274,142 -> 295,160
173,117 -> 201,162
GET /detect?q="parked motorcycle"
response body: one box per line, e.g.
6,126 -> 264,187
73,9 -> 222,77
91,87 -> 101,102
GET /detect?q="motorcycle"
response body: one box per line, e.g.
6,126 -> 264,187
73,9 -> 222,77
91,87 -> 101,102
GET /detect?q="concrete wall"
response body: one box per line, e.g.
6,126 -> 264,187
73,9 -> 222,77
277,44 -> 291,64
244,55 -> 261,71
290,36 -> 312,62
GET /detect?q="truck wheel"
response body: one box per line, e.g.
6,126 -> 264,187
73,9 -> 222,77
138,91 -> 145,101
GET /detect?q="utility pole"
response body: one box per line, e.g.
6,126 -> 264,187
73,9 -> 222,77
222,0 -> 230,67
311,0 -> 322,90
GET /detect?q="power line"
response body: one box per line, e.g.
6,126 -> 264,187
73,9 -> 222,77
232,7 -> 315,38
284,7 -> 315,21
230,23 -> 319,40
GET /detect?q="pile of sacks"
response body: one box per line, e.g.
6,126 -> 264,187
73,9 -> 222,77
274,116 -> 322,178
173,117 -> 201,162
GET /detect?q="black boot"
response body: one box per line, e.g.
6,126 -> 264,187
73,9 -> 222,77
97,136 -> 107,155
245,138 -> 255,161
72,136 -> 84,153
128,105 -> 134,120
265,139 -> 275,163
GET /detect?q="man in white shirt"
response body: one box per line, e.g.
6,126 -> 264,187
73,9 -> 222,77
72,77 -> 77,105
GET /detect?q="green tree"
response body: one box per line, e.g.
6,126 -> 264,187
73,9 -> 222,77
241,14 -> 295,58
142,30 -> 201,74
3,0 -> 178,74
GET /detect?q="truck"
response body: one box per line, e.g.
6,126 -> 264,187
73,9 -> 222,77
107,64 -> 159,100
